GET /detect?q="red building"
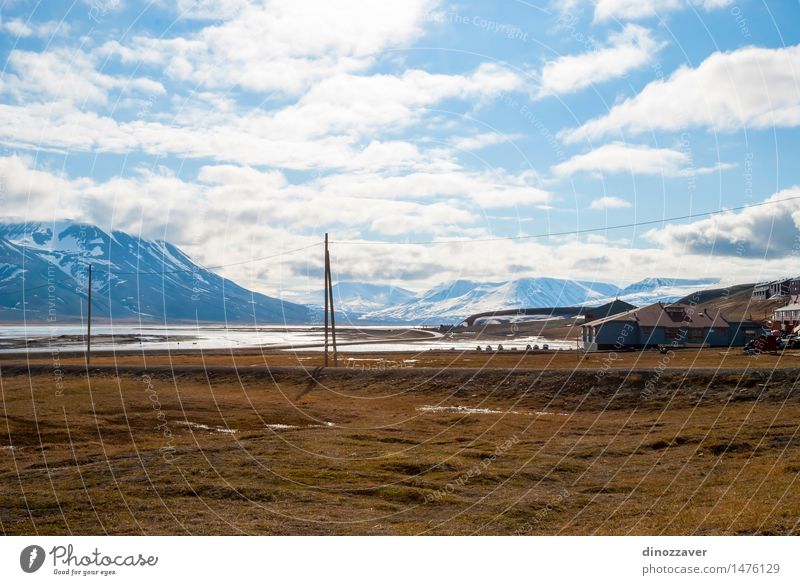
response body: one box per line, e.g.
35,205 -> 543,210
774,302 -> 800,333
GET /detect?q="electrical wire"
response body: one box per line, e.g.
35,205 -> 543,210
2,194 -> 798,295
330,195 -> 800,246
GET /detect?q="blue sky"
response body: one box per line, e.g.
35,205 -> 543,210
1,0 -> 799,295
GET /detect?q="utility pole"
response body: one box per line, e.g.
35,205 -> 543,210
326,240 -> 338,366
324,234 -> 329,367
86,263 -> 92,366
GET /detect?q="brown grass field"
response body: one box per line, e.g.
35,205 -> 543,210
1,348 -> 800,535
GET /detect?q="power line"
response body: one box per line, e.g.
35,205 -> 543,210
330,195 -> 800,246
2,194 -> 797,296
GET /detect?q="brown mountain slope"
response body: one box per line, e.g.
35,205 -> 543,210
677,283 -> 784,322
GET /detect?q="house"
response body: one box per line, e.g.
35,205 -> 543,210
752,277 -> 798,300
773,302 -> 800,333
769,278 -> 792,298
582,302 -> 763,350
752,282 -> 771,300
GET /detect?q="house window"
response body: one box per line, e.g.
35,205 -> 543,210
688,328 -> 704,340
665,328 -> 685,340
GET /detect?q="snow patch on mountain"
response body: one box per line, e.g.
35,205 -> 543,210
361,276 -> 720,322
0,221 -> 310,323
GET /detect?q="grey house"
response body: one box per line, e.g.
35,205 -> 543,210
582,302 -> 763,350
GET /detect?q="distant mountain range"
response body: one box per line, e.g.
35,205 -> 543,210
0,221 -> 310,323
291,281 -> 416,315
0,221 -> 721,324
291,276 -> 721,323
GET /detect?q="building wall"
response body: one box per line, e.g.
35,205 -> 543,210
585,321 -> 638,349
753,285 -> 770,300
584,321 -> 749,349
774,307 -> 800,332
638,325 -> 729,347
770,280 -> 791,298
727,322 -> 764,344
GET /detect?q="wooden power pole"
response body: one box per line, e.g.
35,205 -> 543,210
326,239 -> 338,366
323,233 -> 338,367
86,263 -> 92,366
324,234 -> 329,367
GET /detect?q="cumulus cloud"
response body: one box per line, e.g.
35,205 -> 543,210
561,44 -> 800,143
0,18 -> 69,38
4,154 -> 793,291
269,63 -> 523,139
0,154 -> 548,264
169,0 -> 250,20
3,49 -> 165,106
646,188 -> 800,259
448,132 -> 519,151
0,60 -> 521,170
538,25 -> 664,97
560,0 -> 733,22
552,142 -> 731,177
101,0 -> 440,96
590,196 -> 631,209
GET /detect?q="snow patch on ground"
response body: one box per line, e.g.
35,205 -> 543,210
418,405 -> 570,417
265,421 -> 335,430
177,420 -> 238,434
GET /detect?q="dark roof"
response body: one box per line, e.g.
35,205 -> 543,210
583,299 -> 637,319
582,302 -> 729,329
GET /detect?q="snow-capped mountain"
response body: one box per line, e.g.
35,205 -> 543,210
0,221 -> 723,324
364,277 -> 622,322
291,281 -> 415,314
0,221 -> 310,323
360,276 -> 721,322
615,277 -> 720,306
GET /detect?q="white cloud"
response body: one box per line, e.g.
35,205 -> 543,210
102,0 -> 440,96
269,63 -> 523,139
589,196 -> 631,209
301,167 -> 550,208
0,155 -> 547,271
581,0 -> 732,22
449,132 -> 518,151
552,142 -> 731,176
169,0 -> 250,20
5,154 -> 793,291
0,59 -> 521,171
538,25 -> 664,96
646,187 -> 800,259
3,49 -> 165,106
0,18 -> 69,38
561,44 -> 800,143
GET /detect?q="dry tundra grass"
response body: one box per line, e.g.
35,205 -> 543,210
1,359 -> 799,535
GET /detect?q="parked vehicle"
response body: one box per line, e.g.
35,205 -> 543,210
744,334 -> 781,355
782,335 -> 800,349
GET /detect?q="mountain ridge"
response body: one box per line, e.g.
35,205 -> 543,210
0,221 -> 724,324
0,221 -> 310,323
356,276 -> 721,323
